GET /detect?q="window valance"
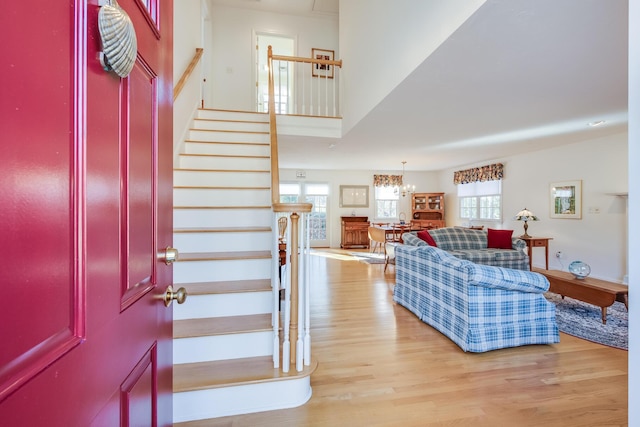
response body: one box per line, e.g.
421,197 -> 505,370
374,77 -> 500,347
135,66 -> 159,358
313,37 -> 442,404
453,163 -> 504,185
373,174 -> 403,187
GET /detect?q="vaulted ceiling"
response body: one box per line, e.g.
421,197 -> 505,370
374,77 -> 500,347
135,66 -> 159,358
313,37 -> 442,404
213,0 -> 628,172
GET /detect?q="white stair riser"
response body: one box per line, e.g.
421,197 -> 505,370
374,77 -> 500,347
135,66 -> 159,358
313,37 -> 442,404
193,119 -> 269,132
173,377 -> 312,422
188,130 -> 270,143
184,141 -> 270,157
174,188 -> 271,207
196,109 -> 268,123
174,170 -> 270,187
173,232 -> 272,252
174,209 -> 272,228
173,291 -> 272,320
174,258 -> 272,283
173,331 -> 273,364
178,155 -> 270,170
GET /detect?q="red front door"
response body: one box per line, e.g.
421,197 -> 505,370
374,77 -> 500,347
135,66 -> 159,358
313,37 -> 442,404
0,1 -> 174,425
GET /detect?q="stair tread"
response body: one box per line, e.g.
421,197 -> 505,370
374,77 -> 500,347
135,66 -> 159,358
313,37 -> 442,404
173,205 -> 271,210
198,107 -> 268,117
193,118 -> 268,124
176,279 -> 271,295
174,226 -> 271,233
173,356 -> 317,393
179,251 -> 271,261
173,168 -> 270,173
174,314 -> 272,338
189,128 -> 269,135
184,139 -> 269,146
179,153 -> 269,159
173,185 -> 270,190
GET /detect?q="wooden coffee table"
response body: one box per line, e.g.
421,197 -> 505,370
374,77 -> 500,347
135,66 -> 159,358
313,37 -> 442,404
534,268 -> 628,324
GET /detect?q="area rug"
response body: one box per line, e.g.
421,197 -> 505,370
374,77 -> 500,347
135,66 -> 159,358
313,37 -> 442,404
545,293 -> 628,350
349,252 -> 386,264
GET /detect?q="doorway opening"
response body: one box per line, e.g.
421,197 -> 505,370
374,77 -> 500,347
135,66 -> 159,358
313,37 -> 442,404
255,33 -> 295,113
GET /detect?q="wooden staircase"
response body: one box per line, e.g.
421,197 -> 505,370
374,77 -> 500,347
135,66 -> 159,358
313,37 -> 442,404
171,109 -> 315,424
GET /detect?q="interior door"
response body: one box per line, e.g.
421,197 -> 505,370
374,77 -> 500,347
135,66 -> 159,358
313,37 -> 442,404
0,1 -> 174,425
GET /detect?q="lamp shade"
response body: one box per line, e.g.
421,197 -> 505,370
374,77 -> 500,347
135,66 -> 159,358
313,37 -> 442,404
514,208 -> 538,222
514,208 -> 538,238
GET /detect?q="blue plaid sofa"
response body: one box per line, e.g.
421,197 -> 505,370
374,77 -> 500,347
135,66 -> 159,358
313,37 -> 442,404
402,227 -> 529,270
393,244 -> 559,352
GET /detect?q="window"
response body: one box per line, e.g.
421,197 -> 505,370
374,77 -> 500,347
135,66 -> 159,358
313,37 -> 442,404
375,185 -> 399,219
279,182 -> 300,203
458,180 -> 502,221
279,182 -> 329,246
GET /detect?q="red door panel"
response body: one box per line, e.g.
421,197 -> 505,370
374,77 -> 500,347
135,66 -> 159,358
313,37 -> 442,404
0,0 -> 83,402
122,60 -> 157,310
0,1 -> 174,425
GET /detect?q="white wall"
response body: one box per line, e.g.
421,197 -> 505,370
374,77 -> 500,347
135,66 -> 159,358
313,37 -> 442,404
279,168 -> 439,248
209,5 -> 338,111
338,0 -> 486,134
437,132 -> 628,283
173,0 -> 204,84
173,0 -> 207,161
628,0 -> 638,423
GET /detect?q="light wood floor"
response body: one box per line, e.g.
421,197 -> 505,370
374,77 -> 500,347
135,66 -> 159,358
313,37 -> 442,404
191,249 -> 628,427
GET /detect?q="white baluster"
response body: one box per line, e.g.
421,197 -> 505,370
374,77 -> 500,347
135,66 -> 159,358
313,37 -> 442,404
282,218 -> 292,372
303,212 -> 312,366
333,67 -> 337,116
272,213 -> 280,368
296,212 -> 306,372
302,60 -> 306,115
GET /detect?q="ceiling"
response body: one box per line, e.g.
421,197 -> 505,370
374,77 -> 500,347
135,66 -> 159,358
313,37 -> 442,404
215,0 -> 629,172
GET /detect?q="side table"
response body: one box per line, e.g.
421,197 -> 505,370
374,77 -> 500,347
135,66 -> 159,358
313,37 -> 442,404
521,237 -> 552,270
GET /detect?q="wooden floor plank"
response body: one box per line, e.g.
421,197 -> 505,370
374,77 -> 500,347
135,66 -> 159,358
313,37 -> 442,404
176,249 -> 628,427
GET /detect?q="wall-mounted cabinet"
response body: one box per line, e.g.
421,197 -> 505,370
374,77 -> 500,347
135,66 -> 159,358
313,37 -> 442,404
411,193 -> 445,229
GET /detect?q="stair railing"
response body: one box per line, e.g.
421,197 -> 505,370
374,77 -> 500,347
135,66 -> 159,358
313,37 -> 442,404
272,205 -> 312,372
173,48 -> 205,165
268,47 -> 323,372
173,47 -> 204,102
267,46 -> 343,117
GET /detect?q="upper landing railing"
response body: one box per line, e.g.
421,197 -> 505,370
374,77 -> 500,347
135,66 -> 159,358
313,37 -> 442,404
268,46 -> 343,118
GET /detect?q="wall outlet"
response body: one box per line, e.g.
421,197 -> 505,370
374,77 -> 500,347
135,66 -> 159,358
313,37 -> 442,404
555,251 -> 562,258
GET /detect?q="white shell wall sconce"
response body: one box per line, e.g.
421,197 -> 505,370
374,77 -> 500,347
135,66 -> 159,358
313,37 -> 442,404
98,0 -> 138,78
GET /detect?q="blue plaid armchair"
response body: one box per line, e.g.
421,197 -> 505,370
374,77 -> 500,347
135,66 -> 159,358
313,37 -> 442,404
393,244 -> 559,352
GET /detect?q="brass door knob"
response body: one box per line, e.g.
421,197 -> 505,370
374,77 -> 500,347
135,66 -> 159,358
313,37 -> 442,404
159,247 -> 179,265
163,285 -> 187,307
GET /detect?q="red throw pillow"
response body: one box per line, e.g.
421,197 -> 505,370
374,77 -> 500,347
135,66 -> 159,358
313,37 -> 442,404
487,228 -> 513,249
417,230 -> 437,247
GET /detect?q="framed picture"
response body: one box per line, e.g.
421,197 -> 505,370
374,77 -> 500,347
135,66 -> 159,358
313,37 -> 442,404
550,180 -> 582,219
339,185 -> 369,208
311,48 -> 334,78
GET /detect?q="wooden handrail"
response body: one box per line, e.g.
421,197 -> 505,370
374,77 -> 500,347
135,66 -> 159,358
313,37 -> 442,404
268,46 -> 280,204
173,48 -> 204,101
271,53 -> 343,69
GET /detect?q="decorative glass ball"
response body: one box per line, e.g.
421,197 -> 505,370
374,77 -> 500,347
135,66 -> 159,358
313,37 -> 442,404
568,261 -> 591,279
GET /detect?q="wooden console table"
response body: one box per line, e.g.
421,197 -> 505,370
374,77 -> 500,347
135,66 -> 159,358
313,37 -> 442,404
521,236 -> 552,270
534,268 -> 629,324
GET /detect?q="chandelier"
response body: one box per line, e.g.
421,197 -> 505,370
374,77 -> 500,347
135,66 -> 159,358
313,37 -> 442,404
401,161 -> 415,197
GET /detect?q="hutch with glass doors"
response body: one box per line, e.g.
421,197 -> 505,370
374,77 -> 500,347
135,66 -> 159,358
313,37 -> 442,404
411,193 -> 445,229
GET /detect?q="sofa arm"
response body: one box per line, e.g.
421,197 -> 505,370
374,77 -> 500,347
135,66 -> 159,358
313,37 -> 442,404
511,237 -> 527,252
402,233 -> 427,246
468,263 -> 549,293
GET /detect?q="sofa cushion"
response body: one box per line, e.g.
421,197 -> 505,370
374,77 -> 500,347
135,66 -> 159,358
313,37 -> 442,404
487,228 -> 513,249
417,230 -> 437,247
429,227 -> 487,250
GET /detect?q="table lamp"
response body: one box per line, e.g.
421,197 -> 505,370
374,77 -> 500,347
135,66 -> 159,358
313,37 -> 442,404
514,208 -> 538,238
